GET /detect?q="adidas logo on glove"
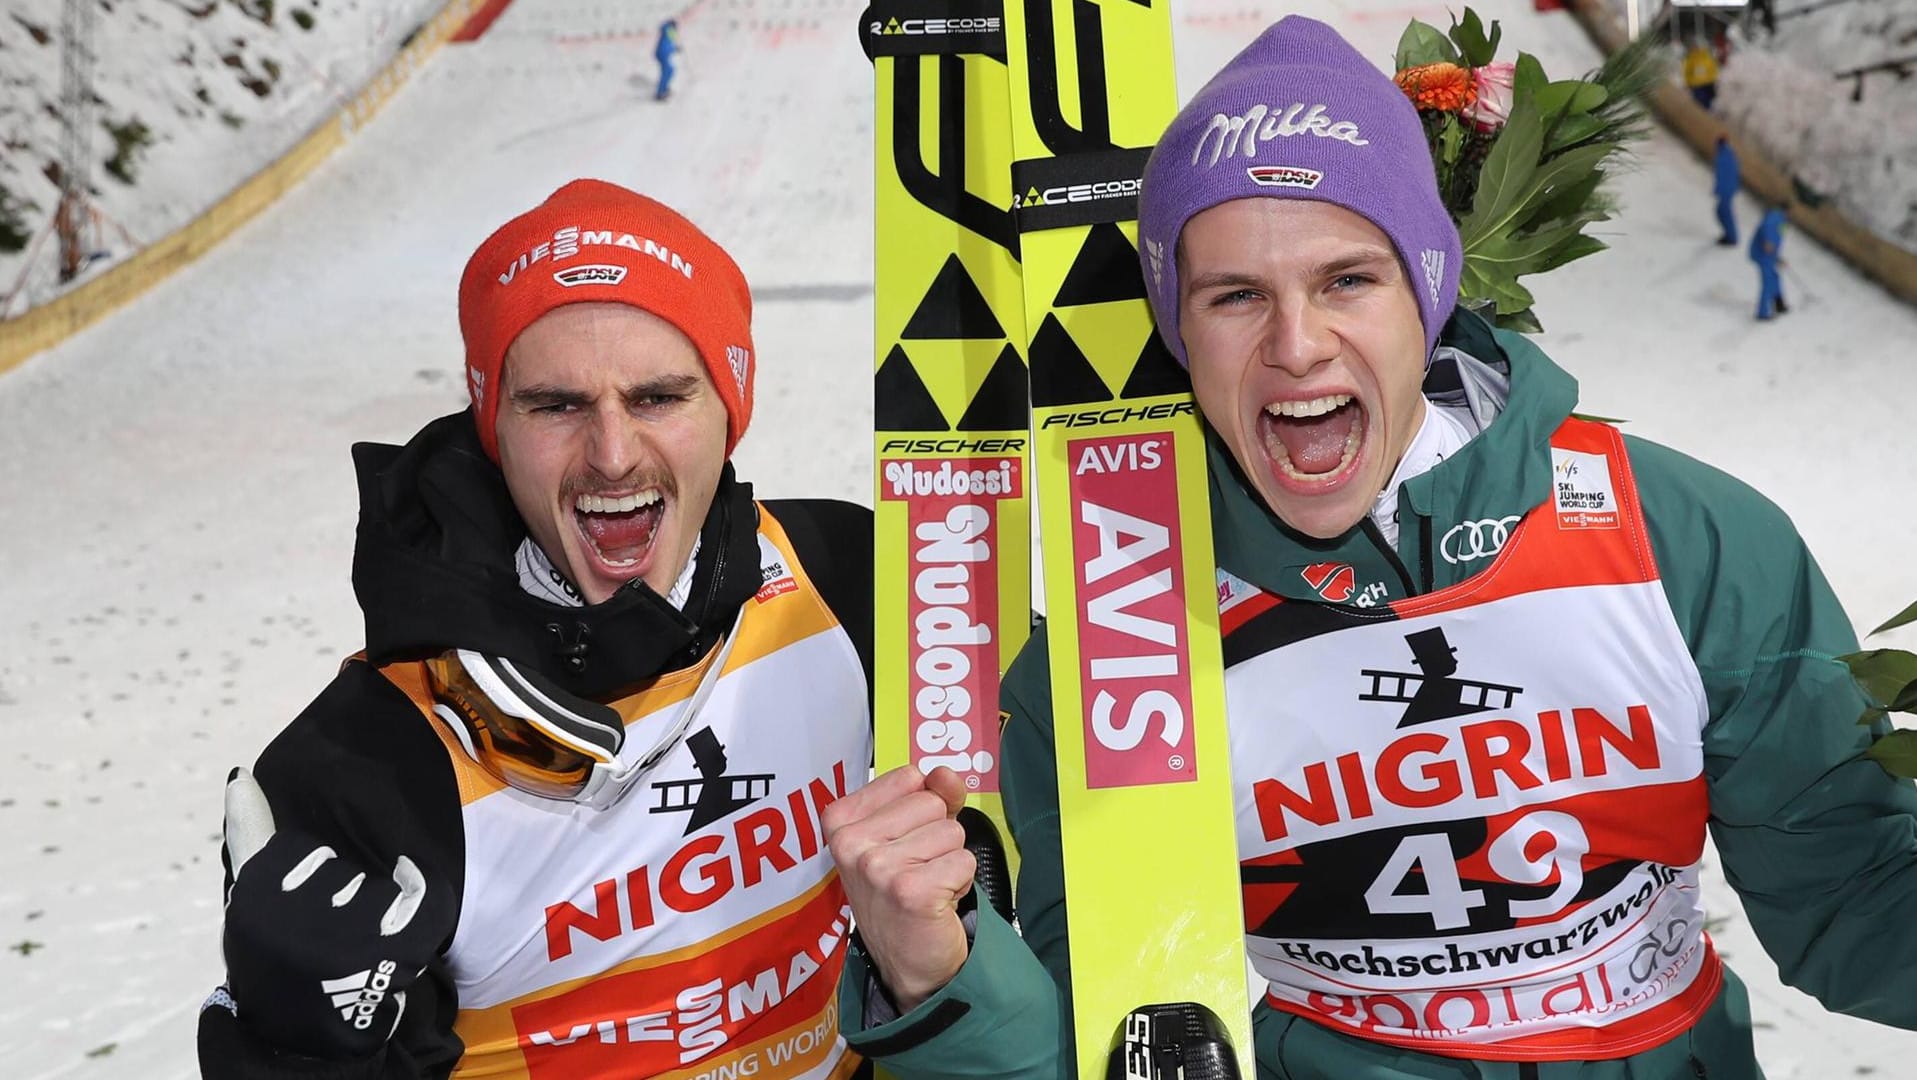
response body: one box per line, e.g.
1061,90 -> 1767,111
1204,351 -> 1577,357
323,960 -> 398,1030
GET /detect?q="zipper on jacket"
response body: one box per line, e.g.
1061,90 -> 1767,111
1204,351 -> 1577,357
1517,1065 -> 1539,1080
1689,1058 -> 1708,1078
1418,513 -> 1435,593
1359,516 -> 1417,597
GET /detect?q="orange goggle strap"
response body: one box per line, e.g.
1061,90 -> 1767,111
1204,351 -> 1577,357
426,608 -> 745,808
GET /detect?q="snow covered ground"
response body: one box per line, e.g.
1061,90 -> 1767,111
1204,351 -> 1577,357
1605,0 -> 1917,253
0,0 -> 1913,1076
0,0 -> 443,315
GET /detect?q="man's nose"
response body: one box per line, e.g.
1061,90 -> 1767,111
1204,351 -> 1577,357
583,404 -> 642,480
1260,296 -> 1338,377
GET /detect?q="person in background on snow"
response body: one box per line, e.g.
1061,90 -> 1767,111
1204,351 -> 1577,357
655,18 -> 681,101
1713,134 -> 1740,245
1684,41 -> 1720,111
1751,201 -> 1790,319
197,179 -> 876,1079
827,15 -> 1917,1080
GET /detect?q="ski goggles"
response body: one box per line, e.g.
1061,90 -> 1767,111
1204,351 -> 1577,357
424,610 -> 743,810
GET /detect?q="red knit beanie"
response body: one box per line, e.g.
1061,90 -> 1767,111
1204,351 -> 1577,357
458,179 -> 755,461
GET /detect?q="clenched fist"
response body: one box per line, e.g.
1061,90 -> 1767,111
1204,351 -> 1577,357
821,765 -> 975,1013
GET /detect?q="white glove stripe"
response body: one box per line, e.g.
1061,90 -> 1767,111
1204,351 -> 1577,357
331,872 -> 366,908
223,768 -> 278,878
380,856 -> 427,936
282,845 -> 338,892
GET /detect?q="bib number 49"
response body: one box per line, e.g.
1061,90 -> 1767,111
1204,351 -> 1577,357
1363,812 -> 1589,930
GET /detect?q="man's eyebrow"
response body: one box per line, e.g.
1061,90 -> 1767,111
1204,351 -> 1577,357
1185,270 -> 1267,294
623,373 -> 703,400
509,385 -> 592,407
1310,249 -> 1399,279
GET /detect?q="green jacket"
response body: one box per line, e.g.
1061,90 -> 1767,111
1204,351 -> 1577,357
841,314 -> 1917,1079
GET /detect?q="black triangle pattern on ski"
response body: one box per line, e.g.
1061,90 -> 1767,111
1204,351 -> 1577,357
955,343 -> 1031,430
1052,221 -> 1149,307
1028,314 -> 1111,407
1120,328 -> 1191,399
902,255 -> 1007,340
874,345 -> 952,431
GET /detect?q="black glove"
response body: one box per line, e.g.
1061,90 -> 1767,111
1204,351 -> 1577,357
215,768 -> 453,1060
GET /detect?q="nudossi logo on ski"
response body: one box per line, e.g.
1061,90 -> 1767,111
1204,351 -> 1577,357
879,456 -> 1024,791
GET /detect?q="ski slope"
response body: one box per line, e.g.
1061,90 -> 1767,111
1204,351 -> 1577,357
1,1 -> 1912,1076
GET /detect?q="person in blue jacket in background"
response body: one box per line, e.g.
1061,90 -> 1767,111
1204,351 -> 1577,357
1713,135 -> 1740,245
1750,202 -> 1789,319
655,18 -> 680,101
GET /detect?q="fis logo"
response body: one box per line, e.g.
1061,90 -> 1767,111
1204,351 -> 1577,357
466,366 -> 487,408
1247,165 -> 1324,190
553,263 -> 629,288
322,960 -> 398,1030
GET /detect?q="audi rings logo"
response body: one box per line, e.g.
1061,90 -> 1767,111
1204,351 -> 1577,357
1440,516 -> 1521,564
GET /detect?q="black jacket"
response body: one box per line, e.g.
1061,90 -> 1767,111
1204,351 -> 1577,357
199,411 -> 872,1079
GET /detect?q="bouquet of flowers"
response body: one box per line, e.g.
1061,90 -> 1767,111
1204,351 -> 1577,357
1391,9 -> 1661,332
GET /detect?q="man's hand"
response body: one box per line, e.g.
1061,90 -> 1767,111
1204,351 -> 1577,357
218,769 -> 453,1059
822,765 -> 975,1013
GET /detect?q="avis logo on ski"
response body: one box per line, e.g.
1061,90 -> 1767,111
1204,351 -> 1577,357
832,13 -> 1917,1080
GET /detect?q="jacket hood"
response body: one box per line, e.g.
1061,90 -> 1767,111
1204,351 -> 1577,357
349,410 -> 761,698
1209,308 -> 1579,604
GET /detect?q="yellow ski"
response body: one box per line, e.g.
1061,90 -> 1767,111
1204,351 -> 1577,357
1000,0 -> 1252,1074
865,0 -> 1030,910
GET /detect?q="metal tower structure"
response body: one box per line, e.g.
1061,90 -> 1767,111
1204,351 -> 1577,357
57,0 -> 98,283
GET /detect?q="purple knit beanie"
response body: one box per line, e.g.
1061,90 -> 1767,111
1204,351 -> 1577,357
1138,15 -> 1462,366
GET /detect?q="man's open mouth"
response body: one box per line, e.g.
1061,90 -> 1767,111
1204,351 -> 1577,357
1260,393 -> 1364,485
573,490 -> 666,569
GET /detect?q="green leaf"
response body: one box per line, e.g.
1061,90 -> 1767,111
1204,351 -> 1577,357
1872,598 -> 1917,637
1507,144 -> 1611,232
1533,79 -> 1608,119
1526,169 -> 1607,229
1396,21 -> 1459,70
1466,220 -> 1591,273
1449,8 -> 1498,68
1867,729 -> 1917,779
1495,306 -> 1542,334
1898,681 -> 1917,713
1514,52 -> 1548,102
1531,233 -> 1608,275
1570,411 -> 1629,424
1439,114 -> 1464,164
1458,98 -> 1544,247
1840,649 -> 1917,708
1545,113 -> 1608,153
1860,705 -> 1889,726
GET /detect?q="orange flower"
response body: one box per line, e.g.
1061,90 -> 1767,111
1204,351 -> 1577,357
1395,62 -> 1479,113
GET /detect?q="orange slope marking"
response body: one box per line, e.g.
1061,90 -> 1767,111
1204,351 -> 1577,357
452,0 -> 517,42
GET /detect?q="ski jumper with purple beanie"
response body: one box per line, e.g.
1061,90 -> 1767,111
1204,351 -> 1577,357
1136,15 -> 1461,366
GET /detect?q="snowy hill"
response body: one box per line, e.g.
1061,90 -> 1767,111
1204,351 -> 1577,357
0,1 -> 1913,1077
0,0 -> 442,315
1604,0 -> 1917,253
